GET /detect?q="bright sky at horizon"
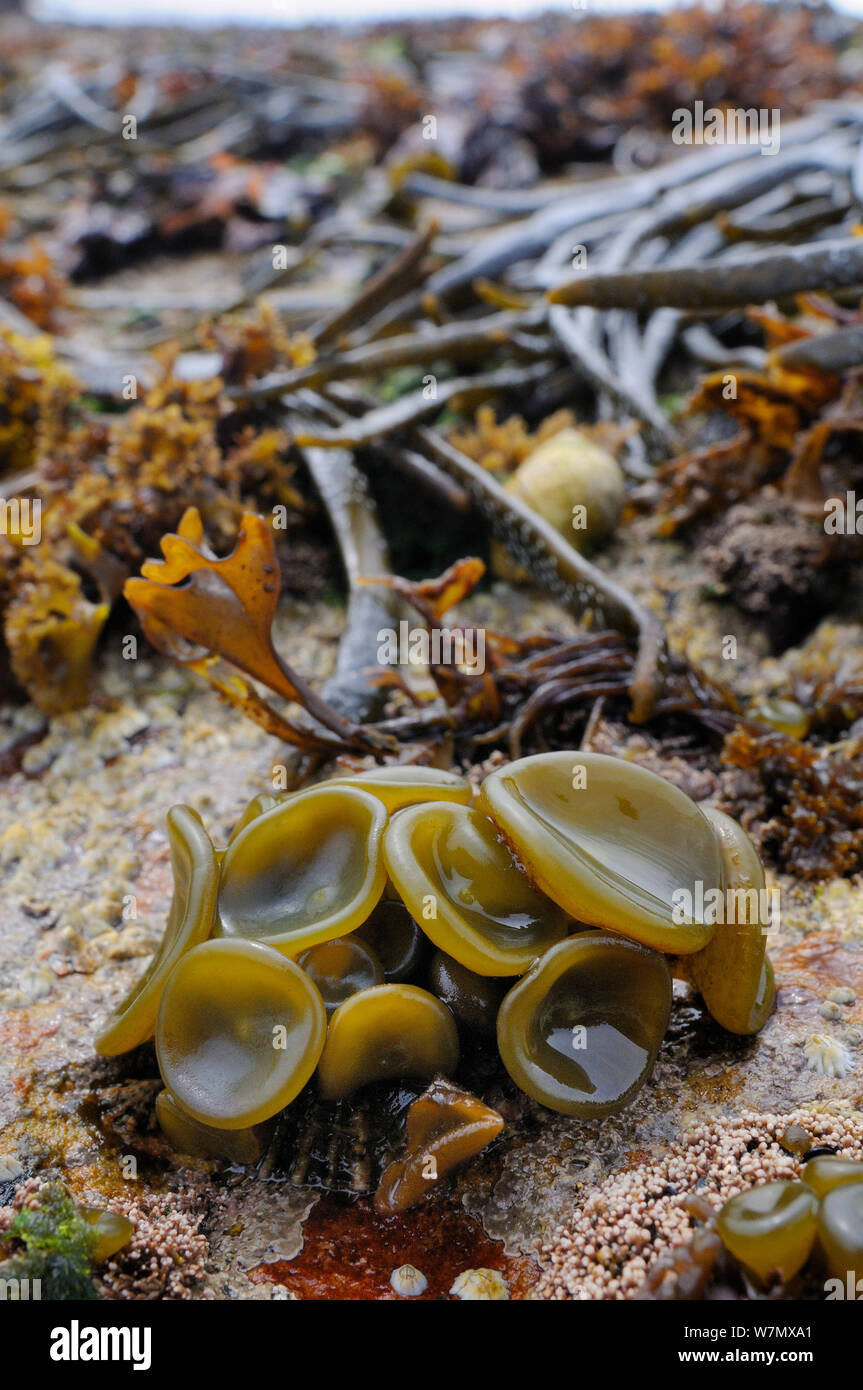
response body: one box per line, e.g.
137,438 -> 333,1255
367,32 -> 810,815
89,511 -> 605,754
35,0 -> 863,30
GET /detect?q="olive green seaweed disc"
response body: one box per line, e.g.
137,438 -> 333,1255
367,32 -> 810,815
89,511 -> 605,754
325,765 -> 473,813
95,805 -> 219,1057
818,1183 -> 863,1282
479,751 -> 722,954
156,938 -> 326,1129
684,807 -> 774,1035
227,792 -> 280,845
155,1088 -> 274,1163
496,933 -> 672,1117
382,801 -> 568,976
217,783 -> 387,956
298,936 -> 384,1015
317,983 -> 459,1100
802,1155 -> 863,1199
716,1181 -> 818,1283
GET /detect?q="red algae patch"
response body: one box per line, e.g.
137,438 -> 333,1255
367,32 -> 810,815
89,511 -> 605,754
248,1193 -> 539,1300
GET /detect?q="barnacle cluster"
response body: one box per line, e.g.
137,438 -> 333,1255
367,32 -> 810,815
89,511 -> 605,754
95,751 -> 775,1209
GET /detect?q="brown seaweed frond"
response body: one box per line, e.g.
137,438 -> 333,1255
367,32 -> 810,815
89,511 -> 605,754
125,507 -> 394,756
722,724 -> 863,878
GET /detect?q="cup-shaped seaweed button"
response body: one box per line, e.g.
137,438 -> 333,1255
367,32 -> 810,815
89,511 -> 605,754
298,936 -> 384,1015
683,808 -> 774,1035
479,751 -> 721,955
325,765 -> 473,813
428,950 -> 506,1037
818,1183 -> 863,1283
357,899 -> 429,982
382,802 -> 568,976
78,1207 -> 135,1262
317,983 -> 459,1101
802,1155 -> 863,1199
717,1181 -> 818,1283
227,792 -> 280,846
217,784 -> 387,956
156,938 -> 326,1129
375,1078 -> 504,1214
496,932 -> 672,1117
155,1088 -> 274,1164
95,805 -> 219,1057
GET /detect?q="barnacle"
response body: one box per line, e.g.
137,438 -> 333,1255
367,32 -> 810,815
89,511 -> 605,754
479,751 -> 721,954
449,1268 -> 509,1300
316,984 -> 459,1101
716,1181 -> 818,1283
156,938 -> 326,1129
217,785 -> 387,956
382,801 -> 569,976
95,806 -> 219,1057
375,1078 -> 503,1214
496,933 -> 672,1117
802,1033 -> 853,1078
